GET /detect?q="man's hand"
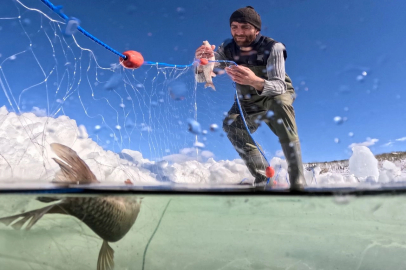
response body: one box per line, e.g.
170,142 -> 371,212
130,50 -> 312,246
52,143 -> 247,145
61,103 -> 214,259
195,44 -> 216,59
225,65 -> 265,91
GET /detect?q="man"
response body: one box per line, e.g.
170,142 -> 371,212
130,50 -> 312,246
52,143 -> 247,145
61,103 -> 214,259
195,6 -> 306,190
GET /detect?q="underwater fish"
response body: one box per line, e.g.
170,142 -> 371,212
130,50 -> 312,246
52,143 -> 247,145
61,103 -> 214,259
0,143 -> 141,270
202,40 -> 216,90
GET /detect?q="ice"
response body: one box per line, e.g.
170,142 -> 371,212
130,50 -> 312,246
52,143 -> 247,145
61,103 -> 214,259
265,111 -> 274,118
104,73 -> 123,90
176,7 -> 185,13
270,157 -> 289,184
378,161 -> 405,182
140,124 -> 152,132
349,146 -> 379,181
0,107 -> 157,183
210,124 -> 218,132
373,78 -> 380,90
63,17 -> 80,36
187,119 -> 201,134
125,118 -> 135,128
168,81 -> 187,101
0,105 -> 405,186
194,141 -> 205,149
334,116 -> 343,124
356,75 -> 364,82
339,85 -> 350,94
22,18 -> 31,25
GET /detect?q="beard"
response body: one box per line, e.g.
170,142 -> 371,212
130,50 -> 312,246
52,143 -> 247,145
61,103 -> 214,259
233,33 -> 257,47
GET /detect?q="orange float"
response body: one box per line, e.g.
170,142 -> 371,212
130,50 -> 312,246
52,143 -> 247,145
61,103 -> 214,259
265,166 -> 275,178
199,58 -> 209,65
120,50 -> 144,69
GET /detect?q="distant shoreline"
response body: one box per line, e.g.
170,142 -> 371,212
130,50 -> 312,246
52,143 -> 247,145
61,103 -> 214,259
305,151 -> 406,173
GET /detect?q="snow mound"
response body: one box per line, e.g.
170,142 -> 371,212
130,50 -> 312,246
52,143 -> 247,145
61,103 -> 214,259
0,107 -> 253,184
349,145 -> 379,181
0,106 -> 405,186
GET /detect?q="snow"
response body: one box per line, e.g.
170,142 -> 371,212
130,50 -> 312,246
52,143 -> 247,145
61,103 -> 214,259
0,106 -> 405,187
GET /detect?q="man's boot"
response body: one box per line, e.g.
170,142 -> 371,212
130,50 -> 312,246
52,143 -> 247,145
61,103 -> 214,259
245,151 -> 269,186
281,141 -> 307,191
238,142 -> 269,186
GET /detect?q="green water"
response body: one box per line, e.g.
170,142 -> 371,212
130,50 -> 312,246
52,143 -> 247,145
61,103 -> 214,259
0,194 -> 405,270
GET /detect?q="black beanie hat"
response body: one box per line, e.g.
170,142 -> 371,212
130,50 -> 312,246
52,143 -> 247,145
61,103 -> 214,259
229,6 -> 261,31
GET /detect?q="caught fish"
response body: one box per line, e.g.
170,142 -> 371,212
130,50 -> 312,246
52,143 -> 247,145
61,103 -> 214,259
202,40 -> 216,90
0,143 -> 141,270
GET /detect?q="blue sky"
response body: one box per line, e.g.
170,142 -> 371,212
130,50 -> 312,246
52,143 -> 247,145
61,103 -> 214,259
1,0 -> 405,163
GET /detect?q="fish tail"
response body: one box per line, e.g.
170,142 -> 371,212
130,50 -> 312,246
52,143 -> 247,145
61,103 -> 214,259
97,240 -> 115,270
51,143 -> 98,184
0,204 -> 62,230
204,82 -> 216,91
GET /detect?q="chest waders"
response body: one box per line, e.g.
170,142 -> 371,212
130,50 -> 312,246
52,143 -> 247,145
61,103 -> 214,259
221,41 -> 307,190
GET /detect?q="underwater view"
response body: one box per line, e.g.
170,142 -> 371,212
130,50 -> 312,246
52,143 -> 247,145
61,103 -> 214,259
2,192 -> 406,270
0,0 -> 406,269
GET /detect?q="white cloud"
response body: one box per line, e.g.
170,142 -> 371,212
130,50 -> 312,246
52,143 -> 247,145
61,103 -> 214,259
163,147 -> 214,163
382,141 -> 394,147
31,106 -> 47,117
275,150 -> 284,157
348,138 -> 379,149
200,151 -> 214,159
140,124 -> 152,132
396,137 -> 406,142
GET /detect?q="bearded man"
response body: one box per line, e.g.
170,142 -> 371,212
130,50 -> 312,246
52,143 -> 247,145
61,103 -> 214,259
195,6 -> 306,190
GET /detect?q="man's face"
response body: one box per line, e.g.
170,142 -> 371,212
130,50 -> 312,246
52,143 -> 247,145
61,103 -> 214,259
230,22 -> 259,47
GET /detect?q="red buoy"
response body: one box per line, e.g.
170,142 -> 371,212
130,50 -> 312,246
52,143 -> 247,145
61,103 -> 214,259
266,166 -> 275,178
199,58 -> 209,65
120,50 -> 144,69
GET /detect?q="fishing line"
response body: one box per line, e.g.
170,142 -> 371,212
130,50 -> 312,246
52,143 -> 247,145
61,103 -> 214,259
142,199 -> 172,270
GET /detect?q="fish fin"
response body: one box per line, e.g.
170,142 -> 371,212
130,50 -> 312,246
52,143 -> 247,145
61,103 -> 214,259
97,240 -> 115,270
37,196 -> 62,203
211,71 -> 216,77
51,143 -> 99,184
0,204 -> 64,230
204,83 -> 216,91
